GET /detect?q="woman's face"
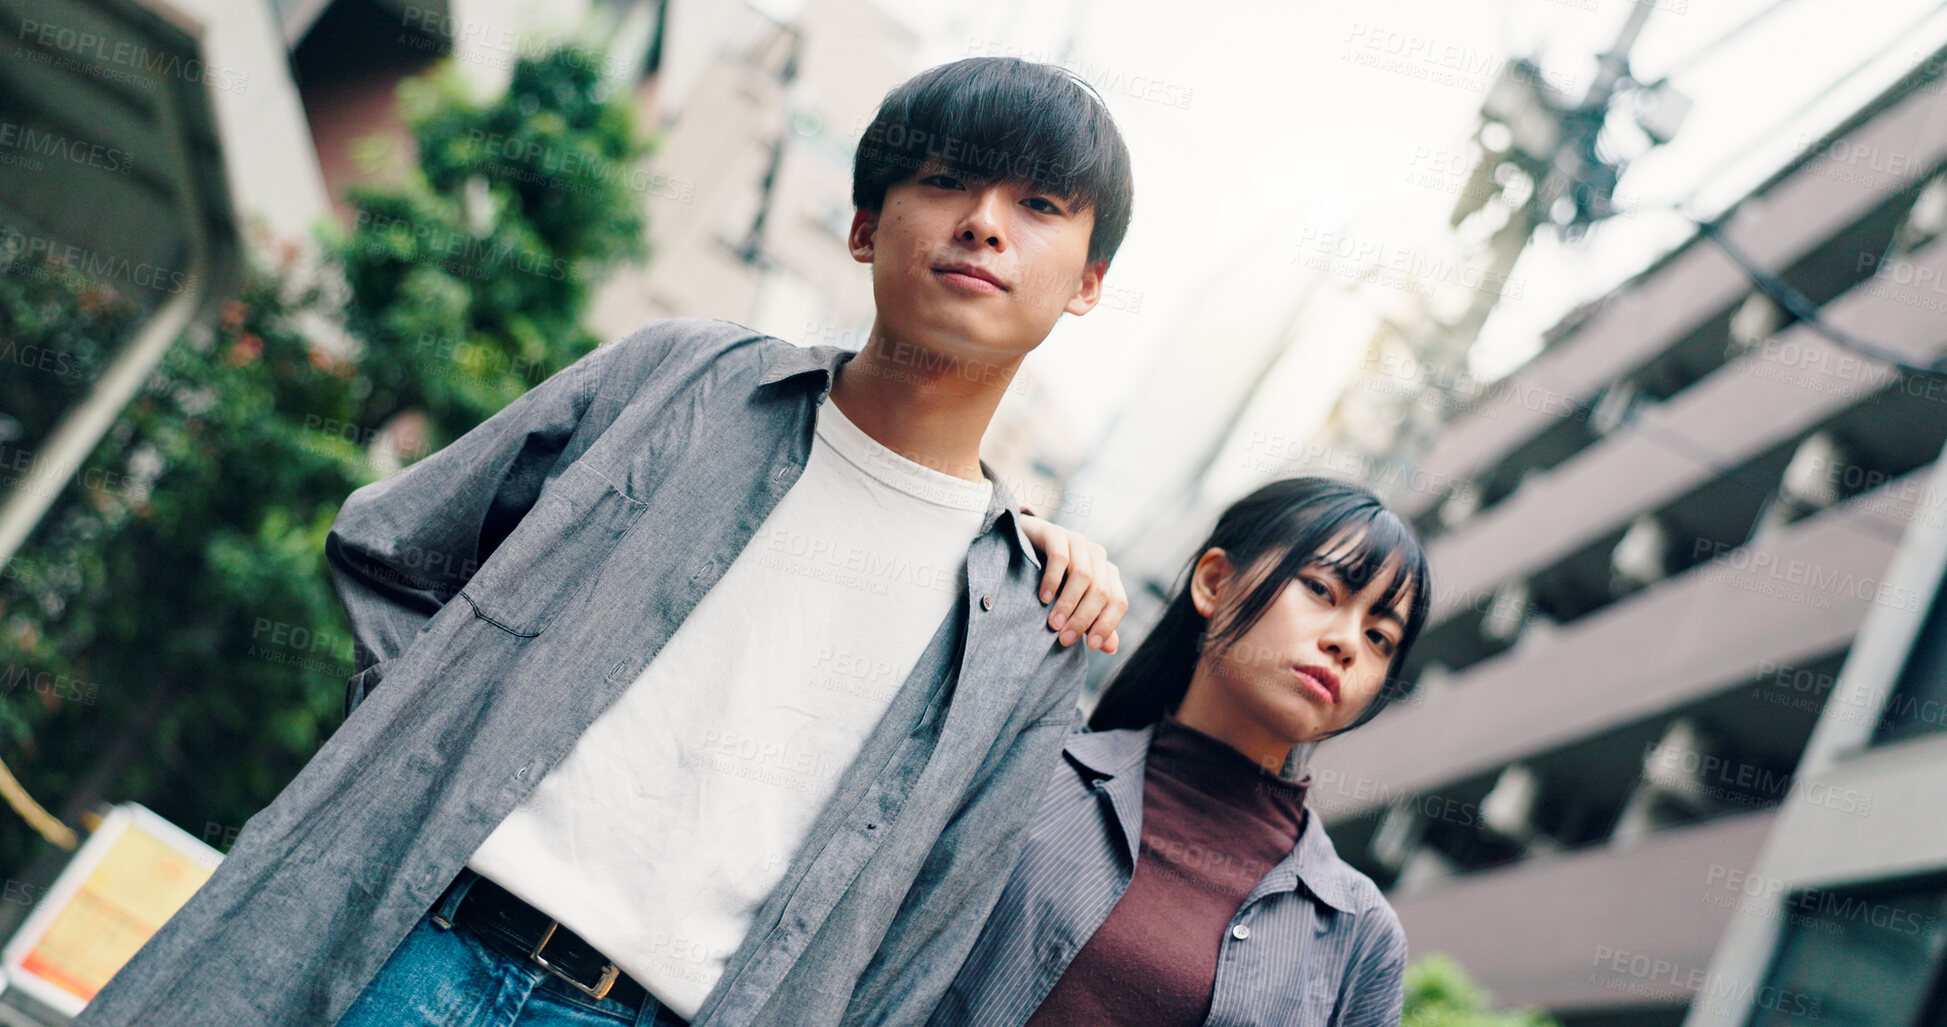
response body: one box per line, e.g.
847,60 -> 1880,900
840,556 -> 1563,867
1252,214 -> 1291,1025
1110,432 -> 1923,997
1178,532 -> 1413,766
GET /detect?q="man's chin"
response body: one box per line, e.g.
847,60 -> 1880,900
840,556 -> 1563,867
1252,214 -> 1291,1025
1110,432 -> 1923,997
888,322 -> 1031,366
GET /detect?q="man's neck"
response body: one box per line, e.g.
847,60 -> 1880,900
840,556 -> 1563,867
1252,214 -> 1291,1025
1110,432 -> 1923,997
827,326 -> 1023,484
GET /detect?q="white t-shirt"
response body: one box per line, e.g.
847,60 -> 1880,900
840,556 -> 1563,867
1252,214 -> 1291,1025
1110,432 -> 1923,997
466,398 -> 992,1018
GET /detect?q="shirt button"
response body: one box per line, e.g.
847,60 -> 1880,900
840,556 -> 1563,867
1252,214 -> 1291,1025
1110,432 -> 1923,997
980,594 -> 994,611
1231,924 -> 1251,941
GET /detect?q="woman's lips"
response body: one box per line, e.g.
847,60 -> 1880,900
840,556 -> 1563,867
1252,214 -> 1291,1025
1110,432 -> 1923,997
1292,665 -> 1340,705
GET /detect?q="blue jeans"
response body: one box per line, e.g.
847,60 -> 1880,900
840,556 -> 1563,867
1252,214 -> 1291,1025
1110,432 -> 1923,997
339,874 -> 688,1027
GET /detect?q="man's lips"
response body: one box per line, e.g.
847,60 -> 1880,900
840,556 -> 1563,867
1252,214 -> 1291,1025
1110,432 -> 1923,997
933,262 -> 1008,293
1293,664 -> 1341,705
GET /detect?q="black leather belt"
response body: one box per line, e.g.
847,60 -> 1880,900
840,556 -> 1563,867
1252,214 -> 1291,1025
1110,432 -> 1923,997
441,875 -> 650,1009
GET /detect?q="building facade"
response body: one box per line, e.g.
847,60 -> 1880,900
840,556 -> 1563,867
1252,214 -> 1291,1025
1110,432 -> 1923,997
1301,48 -> 1947,1027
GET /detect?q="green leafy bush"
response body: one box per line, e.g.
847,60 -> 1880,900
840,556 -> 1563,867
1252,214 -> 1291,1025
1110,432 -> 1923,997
0,44 -> 651,875
1405,953 -> 1562,1027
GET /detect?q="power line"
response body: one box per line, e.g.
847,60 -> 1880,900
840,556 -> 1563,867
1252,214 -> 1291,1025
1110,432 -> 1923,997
1443,197 -> 1941,549
1689,212 -> 1947,378
1648,0 -> 1947,218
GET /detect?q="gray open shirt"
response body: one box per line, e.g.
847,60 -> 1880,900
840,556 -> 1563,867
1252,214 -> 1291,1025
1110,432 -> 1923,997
75,319 -> 1087,1027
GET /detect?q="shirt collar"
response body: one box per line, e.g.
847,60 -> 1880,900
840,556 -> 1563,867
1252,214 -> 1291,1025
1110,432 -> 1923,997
1061,722 -> 1362,915
1062,723 -> 1153,783
756,338 -> 848,388
1279,796 -> 1361,914
755,338 -> 1041,569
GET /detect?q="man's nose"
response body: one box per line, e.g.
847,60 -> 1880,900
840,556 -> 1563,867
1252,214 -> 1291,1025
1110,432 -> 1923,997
956,188 -> 1008,249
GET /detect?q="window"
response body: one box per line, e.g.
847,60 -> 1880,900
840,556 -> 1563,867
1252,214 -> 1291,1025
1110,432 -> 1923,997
1746,877 -> 1947,1027
1874,582 -> 1947,746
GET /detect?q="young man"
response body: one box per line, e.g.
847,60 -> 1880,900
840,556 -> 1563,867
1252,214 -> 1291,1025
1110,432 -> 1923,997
76,57 -> 1134,1027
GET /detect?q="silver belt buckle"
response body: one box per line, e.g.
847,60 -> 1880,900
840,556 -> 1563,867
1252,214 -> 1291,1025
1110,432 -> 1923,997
528,920 -> 620,1000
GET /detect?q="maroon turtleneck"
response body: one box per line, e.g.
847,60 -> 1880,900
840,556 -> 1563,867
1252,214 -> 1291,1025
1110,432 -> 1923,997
1026,717 -> 1312,1027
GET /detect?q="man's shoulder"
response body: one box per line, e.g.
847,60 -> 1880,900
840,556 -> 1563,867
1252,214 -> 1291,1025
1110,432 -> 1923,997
598,317 -> 775,377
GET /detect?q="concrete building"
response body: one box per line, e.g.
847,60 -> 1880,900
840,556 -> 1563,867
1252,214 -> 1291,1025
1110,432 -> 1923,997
1298,46 -> 1947,1027
1681,425 -> 1947,1022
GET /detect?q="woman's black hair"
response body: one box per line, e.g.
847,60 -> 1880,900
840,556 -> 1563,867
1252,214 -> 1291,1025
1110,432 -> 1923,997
1088,476 -> 1432,741
853,56 -> 1135,267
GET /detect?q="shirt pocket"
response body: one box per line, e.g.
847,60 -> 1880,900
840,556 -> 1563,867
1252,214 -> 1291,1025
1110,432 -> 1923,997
459,460 -> 646,637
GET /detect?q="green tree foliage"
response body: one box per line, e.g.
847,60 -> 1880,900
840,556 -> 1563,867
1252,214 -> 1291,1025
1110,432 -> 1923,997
0,46 -> 651,877
1405,953 -> 1562,1027
0,251 -> 365,875
331,48 -> 649,444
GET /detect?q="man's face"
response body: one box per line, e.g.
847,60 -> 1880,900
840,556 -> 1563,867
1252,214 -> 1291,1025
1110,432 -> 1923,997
850,162 -> 1105,369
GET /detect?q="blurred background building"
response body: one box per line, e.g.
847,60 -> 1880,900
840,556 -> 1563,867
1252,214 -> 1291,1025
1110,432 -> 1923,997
1292,45 -> 1947,1024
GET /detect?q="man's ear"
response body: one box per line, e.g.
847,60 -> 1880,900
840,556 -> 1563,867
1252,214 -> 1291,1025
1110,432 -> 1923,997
849,208 -> 879,264
1063,258 -> 1109,316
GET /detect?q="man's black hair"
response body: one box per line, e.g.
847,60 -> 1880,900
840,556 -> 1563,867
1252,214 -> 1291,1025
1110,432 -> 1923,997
853,57 -> 1134,267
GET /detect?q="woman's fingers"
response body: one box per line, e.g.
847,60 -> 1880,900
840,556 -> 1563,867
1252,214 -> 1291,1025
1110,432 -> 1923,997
1088,564 -> 1130,651
1048,547 -> 1096,641
1067,549 -> 1129,650
1017,513 -> 1070,605
1038,537 -> 1071,607
1016,514 -> 1127,650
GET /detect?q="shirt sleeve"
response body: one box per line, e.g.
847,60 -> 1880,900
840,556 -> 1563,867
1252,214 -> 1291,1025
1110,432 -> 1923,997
324,335 -> 632,716
839,647 -> 1087,1027
1338,910 -> 1410,1027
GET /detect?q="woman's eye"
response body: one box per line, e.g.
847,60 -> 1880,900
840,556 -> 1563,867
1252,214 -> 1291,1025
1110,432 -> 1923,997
1304,578 -> 1332,599
1369,631 -> 1396,654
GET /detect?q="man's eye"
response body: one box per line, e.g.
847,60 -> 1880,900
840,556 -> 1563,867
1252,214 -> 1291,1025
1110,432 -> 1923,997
1023,197 -> 1063,214
923,174 -> 963,190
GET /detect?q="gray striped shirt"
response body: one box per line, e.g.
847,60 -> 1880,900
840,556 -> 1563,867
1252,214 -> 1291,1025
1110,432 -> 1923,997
930,724 -> 1409,1027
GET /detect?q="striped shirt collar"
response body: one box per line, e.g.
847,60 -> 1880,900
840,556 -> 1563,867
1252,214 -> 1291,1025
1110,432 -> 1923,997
1062,724 -> 1363,914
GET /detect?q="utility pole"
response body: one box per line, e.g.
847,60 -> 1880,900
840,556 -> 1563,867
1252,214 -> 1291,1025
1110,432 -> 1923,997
1385,4 -> 1679,502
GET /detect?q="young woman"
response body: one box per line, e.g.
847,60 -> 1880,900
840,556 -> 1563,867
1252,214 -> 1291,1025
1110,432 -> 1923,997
930,476 -> 1432,1027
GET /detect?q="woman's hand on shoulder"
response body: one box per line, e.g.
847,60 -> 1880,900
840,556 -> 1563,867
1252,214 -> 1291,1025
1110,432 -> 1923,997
1017,512 -> 1128,653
